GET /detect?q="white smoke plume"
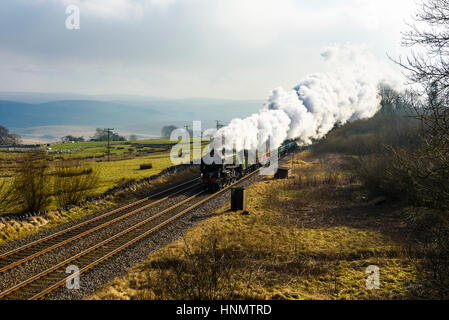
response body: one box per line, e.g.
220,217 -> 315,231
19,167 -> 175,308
214,45 -> 401,152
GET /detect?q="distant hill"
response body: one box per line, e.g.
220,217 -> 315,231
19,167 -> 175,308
0,92 -> 163,104
0,93 -> 263,143
0,100 -> 162,128
0,98 -> 263,127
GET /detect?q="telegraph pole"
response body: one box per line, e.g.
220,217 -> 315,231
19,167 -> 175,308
184,125 -> 191,137
104,128 -> 114,162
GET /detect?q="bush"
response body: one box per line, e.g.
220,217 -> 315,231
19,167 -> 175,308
146,228 -> 240,300
53,161 -> 99,207
10,151 -> 51,214
347,151 -> 417,201
389,145 -> 449,210
140,163 -> 153,170
0,178 -> 13,214
405,208 -> 449,298
314,114 -> 420,156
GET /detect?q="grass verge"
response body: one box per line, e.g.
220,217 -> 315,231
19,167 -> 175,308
89,152 -> 418,300
0,166 -> 199,247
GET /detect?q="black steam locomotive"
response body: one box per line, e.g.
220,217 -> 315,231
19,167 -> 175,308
200,140 -> 298,190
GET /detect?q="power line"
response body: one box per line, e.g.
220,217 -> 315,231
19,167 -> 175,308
215,120 -> 226,130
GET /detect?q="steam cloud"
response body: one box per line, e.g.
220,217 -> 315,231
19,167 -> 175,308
214,45 -> 399,152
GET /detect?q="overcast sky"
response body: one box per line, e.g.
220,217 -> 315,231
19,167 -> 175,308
0,0 -> 418,100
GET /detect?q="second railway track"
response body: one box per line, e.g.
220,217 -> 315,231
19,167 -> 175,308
0,169 -> 260,300
0,178 -> 200,273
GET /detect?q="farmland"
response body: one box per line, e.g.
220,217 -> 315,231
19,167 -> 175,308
0,138 -> 209,211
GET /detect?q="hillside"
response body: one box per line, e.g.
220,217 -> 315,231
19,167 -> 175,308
0,95 -> 263,142
0,100 -> 162,128
0,95 -> 263,127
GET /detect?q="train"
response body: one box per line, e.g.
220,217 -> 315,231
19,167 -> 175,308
200,140 -> 298,190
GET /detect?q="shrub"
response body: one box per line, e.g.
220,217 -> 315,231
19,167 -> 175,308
405,208 -> 449,298
146,228 -> 240,300
0,178 -> 13,214
54,167 -> 93,177
314,114 -> 420,156
140,163 -> 153,170
348,151 -> 414,201
53,161 -> 99,207
10,151 -> 51,214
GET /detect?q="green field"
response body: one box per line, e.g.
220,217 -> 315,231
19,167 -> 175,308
50,138 -> 177,151
0,138 -> 209,211
47,138 -> 209,158
88,150 -> 196,195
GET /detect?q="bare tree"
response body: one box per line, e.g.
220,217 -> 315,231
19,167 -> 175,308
0,126 -> 21,145
161,125 -> 178,138
53,160 -> 99,207
10,151 -> 51,214
392,0 -> 449,210
92,128 -> 126,141
0,178 -> 14,214
390,0 -> 449,297
399,0 -> 449,91
61,135 -> 84,143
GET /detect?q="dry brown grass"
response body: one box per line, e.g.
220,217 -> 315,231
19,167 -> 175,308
53,161 -> 100,207
89,152 -> 418,300
0,200 -> 114,246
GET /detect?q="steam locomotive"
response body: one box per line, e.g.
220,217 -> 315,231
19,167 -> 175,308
200,140 -> 298,190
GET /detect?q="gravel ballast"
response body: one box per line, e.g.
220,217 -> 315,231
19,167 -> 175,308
0,185 -> 203,293
46,172 -> 265,300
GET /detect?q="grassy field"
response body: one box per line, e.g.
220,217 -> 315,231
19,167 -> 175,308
90,152 -> 175,195
0,166 -> 199,246
89,151 -> 418,300
49,138 -> 177,151
0,138 -> 209,211
48,139 -> 178,158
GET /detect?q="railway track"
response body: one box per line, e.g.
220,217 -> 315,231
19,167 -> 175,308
0,169 -> 260,300
0,178 -> 200,273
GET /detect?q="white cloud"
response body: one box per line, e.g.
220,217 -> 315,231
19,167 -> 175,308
343,0 -> 416,30
205,0 -> 416,48
3,0 -> 418,98
33,0 -> 177,18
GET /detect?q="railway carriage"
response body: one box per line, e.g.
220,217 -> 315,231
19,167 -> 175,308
200,140 -> 298,190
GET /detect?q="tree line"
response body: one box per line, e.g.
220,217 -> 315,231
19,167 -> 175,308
0,126 -> 20,145
61,128 -> 129,143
